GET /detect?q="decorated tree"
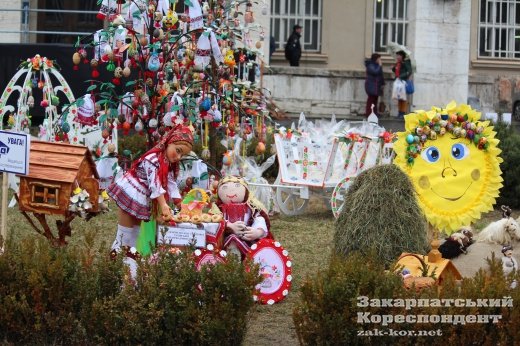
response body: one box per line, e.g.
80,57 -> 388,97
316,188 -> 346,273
65,0 -> 274,167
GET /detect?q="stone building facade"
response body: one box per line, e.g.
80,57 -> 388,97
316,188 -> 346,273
1,0 -> 519,119
265,0 -> 520,120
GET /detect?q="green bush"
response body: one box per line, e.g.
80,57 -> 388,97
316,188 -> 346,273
334,164 -> 429,266
0,232 -> 122,344
0,232 -> 261,345
494,121 -> 520,208
293,252 -> 520,345
293,252 -> 404,345
88,250 -> 260,345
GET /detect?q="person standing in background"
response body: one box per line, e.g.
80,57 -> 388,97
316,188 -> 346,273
392,50 -> 412,118
270,35 -> 276,60
285,24 -> 302,66
364,53 -> 385,117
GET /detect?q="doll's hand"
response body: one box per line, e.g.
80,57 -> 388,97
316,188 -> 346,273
241,227 -> 265,241
227,221 -> 246,234
160,204 -> 173,222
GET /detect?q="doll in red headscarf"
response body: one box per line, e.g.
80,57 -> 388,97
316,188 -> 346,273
107,124 -> 194,254
217,175 -> 273,258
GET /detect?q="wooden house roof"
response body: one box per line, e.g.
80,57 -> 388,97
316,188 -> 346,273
22,141 -> 99,183
397,252 -> 462,281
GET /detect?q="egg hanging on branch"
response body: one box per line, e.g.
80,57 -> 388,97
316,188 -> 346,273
123,66 -> 131,78
134,119 -> 144,132
255,141 -> 266,155
72,52 -> 81,70
201,147 -> 211,160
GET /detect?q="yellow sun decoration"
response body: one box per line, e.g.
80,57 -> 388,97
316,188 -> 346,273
393,101 -> 503,234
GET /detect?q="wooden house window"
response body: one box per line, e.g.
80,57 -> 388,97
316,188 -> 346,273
29,182 -> 61,209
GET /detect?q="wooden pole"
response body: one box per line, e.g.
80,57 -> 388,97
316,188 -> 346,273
1,172 -> 8,253
427,223 -> 442,263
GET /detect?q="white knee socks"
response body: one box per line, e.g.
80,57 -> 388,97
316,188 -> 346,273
133,225 -> 141,240
111,224 -> 140,251
123,257 -> 138,282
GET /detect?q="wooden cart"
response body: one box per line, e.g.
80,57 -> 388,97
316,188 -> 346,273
269,129 -> 395,217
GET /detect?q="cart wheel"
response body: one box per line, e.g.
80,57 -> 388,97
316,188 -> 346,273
274,172 -> 309,216
330,176 -> 354,218
276,185 -> 309,216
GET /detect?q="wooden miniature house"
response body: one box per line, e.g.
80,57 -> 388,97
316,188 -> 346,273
397,251 -> 462,286
18,141 -> 100,216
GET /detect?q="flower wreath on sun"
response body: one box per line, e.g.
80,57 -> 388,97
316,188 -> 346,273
393,101 -> 503,234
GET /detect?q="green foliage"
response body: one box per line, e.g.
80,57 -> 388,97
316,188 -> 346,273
0,233 -> 123,344
116,131 -> 277,178
293,252 -> 520,346
334,164 -> 429,265
0,233 -> 261,345
242,134 -> 278,180
494,121 -> 520,208
118,132 -> 148,159
293,252 -> 404,345
88,251 -> 260,345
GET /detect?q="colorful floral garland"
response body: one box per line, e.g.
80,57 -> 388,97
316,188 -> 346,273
277,127 -> 304,139
404,113 -> 489,165
339,130 -> 396,144
24,54 -> 55,71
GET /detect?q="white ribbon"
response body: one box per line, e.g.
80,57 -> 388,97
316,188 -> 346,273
189,0 -> 203,30
157,0 -> 169,14
210,31 -> 223,65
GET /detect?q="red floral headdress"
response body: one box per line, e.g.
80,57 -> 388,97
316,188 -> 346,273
156,124 -> 194,150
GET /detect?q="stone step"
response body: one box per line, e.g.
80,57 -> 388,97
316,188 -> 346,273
276,113 -> 520,133
275,113 -> 405,132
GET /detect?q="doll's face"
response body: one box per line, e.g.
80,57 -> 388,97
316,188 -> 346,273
503,250 -> 513,258
218,181 -> 247,204
165,142 -> 191,163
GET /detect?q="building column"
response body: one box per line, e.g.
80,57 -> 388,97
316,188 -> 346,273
407,1 -> 471,110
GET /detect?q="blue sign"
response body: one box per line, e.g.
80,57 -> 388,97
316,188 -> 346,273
0,141 -> 9,155
0,131 -> 30,175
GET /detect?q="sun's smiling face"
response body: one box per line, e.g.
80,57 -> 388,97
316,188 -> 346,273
394,102 -> 503,233
414,135 -> 486,208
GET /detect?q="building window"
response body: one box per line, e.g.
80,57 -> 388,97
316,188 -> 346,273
478,0 -> 520,59
373,0 -> 409,53
37,0 -> 98,43
270,0 -> 322,52
30,182 -> 60,209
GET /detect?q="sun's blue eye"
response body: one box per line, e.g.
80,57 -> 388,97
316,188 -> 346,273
421,146 -> 440,163
451,143 -> 469,160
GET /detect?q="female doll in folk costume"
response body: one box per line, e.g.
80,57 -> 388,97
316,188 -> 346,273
107,124 -> 194,259
501,244 -> 518,289
217,176 -> 273,258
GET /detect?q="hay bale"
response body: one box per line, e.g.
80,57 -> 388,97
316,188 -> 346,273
334,164 -> 429,265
